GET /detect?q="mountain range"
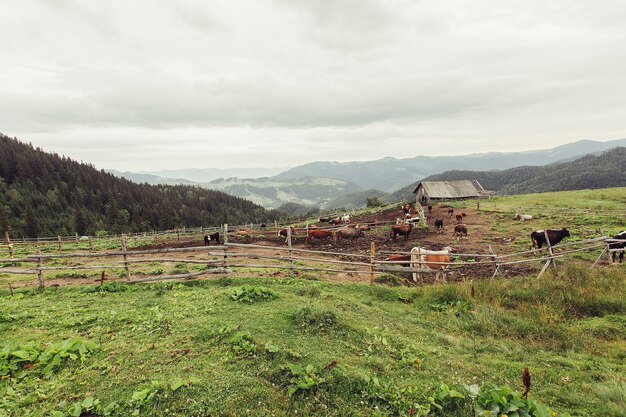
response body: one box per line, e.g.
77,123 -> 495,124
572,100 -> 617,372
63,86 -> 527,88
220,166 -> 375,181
273,138 -> 626,190
114,138 -> 626,209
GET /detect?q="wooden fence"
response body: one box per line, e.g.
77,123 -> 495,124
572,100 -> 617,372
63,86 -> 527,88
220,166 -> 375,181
1,229 -> 622,291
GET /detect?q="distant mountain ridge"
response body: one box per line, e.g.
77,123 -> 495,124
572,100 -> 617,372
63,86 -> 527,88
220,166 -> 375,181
387,147 -> 626,202
142,167 -> 287,183
273,138 -> 626,190
110,138 -> 626,211
106,170 -> 196,185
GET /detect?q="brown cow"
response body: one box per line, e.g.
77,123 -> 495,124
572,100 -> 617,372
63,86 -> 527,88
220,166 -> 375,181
305,229 -> 334,243
453,224 -> 468,239
384,254 -> 411,266
278,227 -> 297,238
336,227 -> 365,242
447,208 -> 454,218
391,223 -> 413,241
455,213 -> 466,223
410,246 -> 453,282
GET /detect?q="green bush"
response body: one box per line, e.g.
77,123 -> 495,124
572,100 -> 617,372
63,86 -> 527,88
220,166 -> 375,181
230,285 -> 276,303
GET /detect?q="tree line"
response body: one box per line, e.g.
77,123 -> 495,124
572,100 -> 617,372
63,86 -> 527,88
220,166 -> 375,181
0,134 -> 284,238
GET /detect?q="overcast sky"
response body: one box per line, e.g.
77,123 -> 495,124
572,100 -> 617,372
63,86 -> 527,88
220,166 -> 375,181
1,0 -> 625,171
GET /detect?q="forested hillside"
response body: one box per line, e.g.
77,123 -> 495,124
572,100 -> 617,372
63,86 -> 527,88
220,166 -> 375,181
0,135 -> 281,238
387,148 -> 626,202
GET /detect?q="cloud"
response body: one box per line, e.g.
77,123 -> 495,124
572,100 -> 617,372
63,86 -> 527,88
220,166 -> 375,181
1,0 -> 625,170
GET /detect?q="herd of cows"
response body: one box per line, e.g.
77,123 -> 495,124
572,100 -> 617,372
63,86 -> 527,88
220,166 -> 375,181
201,203 -> 626,272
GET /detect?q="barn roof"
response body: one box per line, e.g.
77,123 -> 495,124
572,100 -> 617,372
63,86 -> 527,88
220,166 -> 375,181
412,180 -> 481,199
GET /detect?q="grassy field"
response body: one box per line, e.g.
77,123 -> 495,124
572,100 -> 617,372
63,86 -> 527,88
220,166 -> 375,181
1,267 -> 625,417
1,188 -> 626,417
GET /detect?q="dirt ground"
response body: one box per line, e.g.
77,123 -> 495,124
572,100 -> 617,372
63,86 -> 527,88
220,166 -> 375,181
123,205 -> 543,283
11,205 -> 606,290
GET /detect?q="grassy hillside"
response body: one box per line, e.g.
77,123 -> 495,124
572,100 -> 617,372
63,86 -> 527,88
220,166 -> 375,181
2,269 -> 625,417
2,188 -> 625,417
422,148 -> 626,195
201,176 -> 363,209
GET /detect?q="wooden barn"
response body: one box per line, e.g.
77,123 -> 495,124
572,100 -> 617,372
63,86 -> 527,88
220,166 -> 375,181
413,180 -> 489,203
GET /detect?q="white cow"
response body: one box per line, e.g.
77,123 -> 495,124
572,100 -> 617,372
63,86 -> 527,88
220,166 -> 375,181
514,213 -> 533,221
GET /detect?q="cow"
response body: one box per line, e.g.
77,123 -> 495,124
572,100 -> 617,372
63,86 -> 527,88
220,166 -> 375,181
453,224 -> 468,239
434,219 -> 444,233
329,218 -> 342,225
427,205 -> 432,215
259,223 -> 266,229
410,246 -> 454,283
336,226 -> 365,242
405,216 -> 421,225
278,226 -> 297,238
305,229 -> 334,243
319,217 -> 332,223
530,228 -> 570,250
384,254 -> 411,266
346,223 -> 371,230
514,213 -> 533,221
341,214 -> 351,224
204,232 -> 220,246
455,213 -> 467,223
609,231 -> 626,263
391,223 -> 413,241
447,208 -> 454,218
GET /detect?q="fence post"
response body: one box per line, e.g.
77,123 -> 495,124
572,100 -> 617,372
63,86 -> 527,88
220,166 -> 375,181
57,235 -> 62,253
88,236 -> 94,252
591,241 -> 609,268
370,241 -> 375,286
120,235 -> 131,280
223,224 -> 229,273
176,228 -> 180,241
36,248 -> 44,289
287,226 -> 294,277
274,220 -> 278,233
4,231 -> 13,258
489,245 -> 499,279
537,231 -> 556,278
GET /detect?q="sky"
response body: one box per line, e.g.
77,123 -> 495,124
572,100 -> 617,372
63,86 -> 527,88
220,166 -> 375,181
1,0 -> 625,172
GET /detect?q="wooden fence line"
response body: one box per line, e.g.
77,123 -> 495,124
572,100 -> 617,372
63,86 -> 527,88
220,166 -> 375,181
2,231 -> 623,291
225,242 -> 373,259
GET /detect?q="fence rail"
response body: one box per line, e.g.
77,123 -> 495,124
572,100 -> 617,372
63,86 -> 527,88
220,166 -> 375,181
1,227 -> 623,291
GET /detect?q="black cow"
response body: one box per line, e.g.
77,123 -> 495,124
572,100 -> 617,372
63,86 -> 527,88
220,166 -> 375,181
610,231 -> 626,263
434,219 -> 444,233
453,224 -> 468,239
260,223 -> 266,230
204,232 -> 220,246
530,228 -> 570,250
